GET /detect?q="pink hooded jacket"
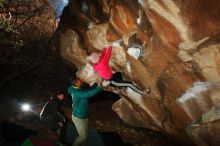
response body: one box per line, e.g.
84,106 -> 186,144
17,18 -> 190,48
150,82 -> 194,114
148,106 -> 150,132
93,46 -> 113,80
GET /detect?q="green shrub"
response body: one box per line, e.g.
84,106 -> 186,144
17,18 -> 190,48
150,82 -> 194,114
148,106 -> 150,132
0,1 -> 14,32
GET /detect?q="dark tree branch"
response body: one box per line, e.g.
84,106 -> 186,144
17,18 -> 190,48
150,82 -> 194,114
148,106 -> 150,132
14,7 -> 45,30
0,62 -> 41,88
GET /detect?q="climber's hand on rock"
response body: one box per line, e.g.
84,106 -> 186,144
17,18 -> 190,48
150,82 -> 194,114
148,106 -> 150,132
96,77 -> 103,86
102,80 -> 110,87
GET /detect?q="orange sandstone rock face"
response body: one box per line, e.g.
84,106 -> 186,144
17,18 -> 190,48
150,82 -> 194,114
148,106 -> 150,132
186,104 -> 220,146
58,0 -> 220,145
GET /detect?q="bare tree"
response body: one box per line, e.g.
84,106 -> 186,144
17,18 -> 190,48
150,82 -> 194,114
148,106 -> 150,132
0,0 -> 61,90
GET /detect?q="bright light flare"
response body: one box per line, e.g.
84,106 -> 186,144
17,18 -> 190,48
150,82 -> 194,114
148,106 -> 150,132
21,103 -> 31,111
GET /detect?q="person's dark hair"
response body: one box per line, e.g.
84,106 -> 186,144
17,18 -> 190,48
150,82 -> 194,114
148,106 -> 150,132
72,77 -> 82,87
55,89 -> 64,96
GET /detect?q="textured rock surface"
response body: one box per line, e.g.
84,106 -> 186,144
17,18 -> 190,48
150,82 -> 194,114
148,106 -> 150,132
57,0 -> 220,145
186,104 -> 220,146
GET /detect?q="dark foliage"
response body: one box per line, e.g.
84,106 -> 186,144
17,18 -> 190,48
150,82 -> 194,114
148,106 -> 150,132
0,0 -> 72,94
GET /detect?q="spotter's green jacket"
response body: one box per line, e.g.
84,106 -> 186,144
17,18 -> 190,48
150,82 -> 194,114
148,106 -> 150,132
68,84 -> 102,119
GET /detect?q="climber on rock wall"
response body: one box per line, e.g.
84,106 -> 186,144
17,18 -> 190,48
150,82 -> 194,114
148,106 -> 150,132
88,44 -> 151,95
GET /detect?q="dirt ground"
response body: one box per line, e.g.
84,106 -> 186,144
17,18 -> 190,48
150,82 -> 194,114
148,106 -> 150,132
0,83 -> 172,146
88,92 -> 172,146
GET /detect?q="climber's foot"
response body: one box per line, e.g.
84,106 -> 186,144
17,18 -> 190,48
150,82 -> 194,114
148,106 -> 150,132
146,87 -> 151,94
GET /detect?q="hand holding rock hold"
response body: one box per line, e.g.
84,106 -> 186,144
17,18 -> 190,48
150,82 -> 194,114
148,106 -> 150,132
102,80 -> 110,87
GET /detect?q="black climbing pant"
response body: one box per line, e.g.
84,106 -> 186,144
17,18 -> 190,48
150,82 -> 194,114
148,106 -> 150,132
109,72 -> 144,95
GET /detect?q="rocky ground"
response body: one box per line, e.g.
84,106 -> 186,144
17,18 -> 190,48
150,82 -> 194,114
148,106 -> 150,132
88,92 -> 172,146
0,85 -> 172,146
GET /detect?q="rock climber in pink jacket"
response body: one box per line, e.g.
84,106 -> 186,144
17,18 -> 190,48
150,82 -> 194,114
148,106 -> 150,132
93,45 -> 113,80
91,45 -> 151,95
